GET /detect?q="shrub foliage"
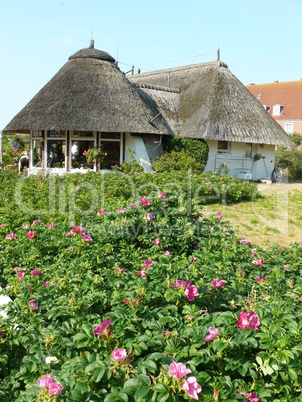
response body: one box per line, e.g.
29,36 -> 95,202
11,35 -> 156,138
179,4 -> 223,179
0,171 -> 302,401
155,136 -> 209,173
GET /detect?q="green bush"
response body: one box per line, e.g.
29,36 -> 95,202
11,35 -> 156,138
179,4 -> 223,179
152,149 -> 205,173
290,133 -> 302,147
0,171 -> 301,401
275,146 -> 302,180
162,136 -> 209,169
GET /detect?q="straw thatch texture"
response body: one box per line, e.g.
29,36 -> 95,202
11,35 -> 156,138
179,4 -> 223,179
129,61 -> 294,147
3,48 -> 171,135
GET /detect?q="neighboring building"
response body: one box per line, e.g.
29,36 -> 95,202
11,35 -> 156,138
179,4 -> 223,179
247,80 -> 302,136
3,41 -> 293,180
130,62 -> 293,180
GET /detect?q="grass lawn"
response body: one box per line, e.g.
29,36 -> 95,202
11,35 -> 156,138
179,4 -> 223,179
202,183 -> 302,248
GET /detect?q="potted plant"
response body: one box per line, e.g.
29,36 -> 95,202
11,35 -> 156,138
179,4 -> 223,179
83,145 -> 108,168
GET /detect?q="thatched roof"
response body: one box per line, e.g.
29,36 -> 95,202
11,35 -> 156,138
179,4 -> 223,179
3,46 -> 171,135
129,61 -> 294,147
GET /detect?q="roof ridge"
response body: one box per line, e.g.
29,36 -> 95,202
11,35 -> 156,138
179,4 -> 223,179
131,60 -> 228,78
248,79 -> 302,86
132,82 -> 180,93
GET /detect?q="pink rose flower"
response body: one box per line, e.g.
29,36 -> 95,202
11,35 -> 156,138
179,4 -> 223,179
255,276 -> 265,282
185,285 -> 199,301
204,327 -> 220,342
163,250 -> 171,257
169,361 -> 192,379
246,392 -> 259,402
237,311 -> 260,330
137,270 -> 146,276
240,238 -> 251,245
111,348 -> 127,362
5,232 -> 17,240
43,281 -> 50,287
144,260 -> 152,269
31,269 -> 40,276
182,377 -> 202,400
48,381 -> 62,396
147,213 -> 153,221
252,259 -> 264,266
47,222 -> 57,228
82,234 -> 93,242
33,219 -> 42,225
247,311 -> 261,330
238,390 -> 259,402
170,280 -> 191,289
29,299 -> 39,311
212,278 -> 226,288
251,248 -> 257,254
190,257 -> 198,263
27,231 -> 35,240
38,375 -> 54,388
93,318 -> 112,336
98,209 -> 107,215
237,312 -> 250,329
154,238 -> 160,245
17,272 -> 25,281
139,197 -> 150,206
215,213 -> 222,219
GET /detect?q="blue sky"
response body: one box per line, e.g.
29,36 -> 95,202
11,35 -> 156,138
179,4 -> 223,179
1,0 -> 302,130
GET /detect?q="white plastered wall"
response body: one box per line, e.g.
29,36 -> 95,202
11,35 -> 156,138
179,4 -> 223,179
124,133 -> 153,172
204,140 -> 275,180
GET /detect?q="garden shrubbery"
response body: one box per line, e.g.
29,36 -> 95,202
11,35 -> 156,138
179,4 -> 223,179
275,133 -> 302,180
154,137 -> 209,174
0,171 -> 302,401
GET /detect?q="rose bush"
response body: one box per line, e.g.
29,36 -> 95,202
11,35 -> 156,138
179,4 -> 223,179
0,170 -> 302,401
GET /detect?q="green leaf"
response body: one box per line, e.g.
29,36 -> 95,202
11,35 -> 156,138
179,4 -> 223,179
153,384 -> 169,393
135,386 -> 150,402
143,360 -> 157,373
104,393 -> 119,402
84,362 -> 99,374
256,356 -> 263,366
288,368 -> 297,380
158,316 -> 175,325
118,392 -> 128,402
91,368 -> 105,383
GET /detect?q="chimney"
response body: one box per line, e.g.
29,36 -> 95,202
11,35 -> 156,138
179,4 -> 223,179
217,47 -> 220,61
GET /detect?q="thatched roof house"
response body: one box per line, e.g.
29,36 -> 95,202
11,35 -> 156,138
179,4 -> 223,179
129,61 -> 293,180
2,42 -> 293,179
129,61 -> 293,147
3,45 -> 170,136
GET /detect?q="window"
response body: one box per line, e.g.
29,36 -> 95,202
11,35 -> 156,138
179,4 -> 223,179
71,140 -> 95,169
263,105 -> 270,112
100,141 -> 121,168
217,141 -> 229,151
257,92 -> 263,99
99,132 -> 123,167
32,140 -> 43,167
73,131 -> 93,137
47,130 -> 66,139
245,143 -> 252,158
284,123 -> 293,134
273,104 -> 284,116
47,140 -> 65,168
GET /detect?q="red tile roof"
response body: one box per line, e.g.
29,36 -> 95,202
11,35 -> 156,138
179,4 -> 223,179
247,80 -> 302,120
